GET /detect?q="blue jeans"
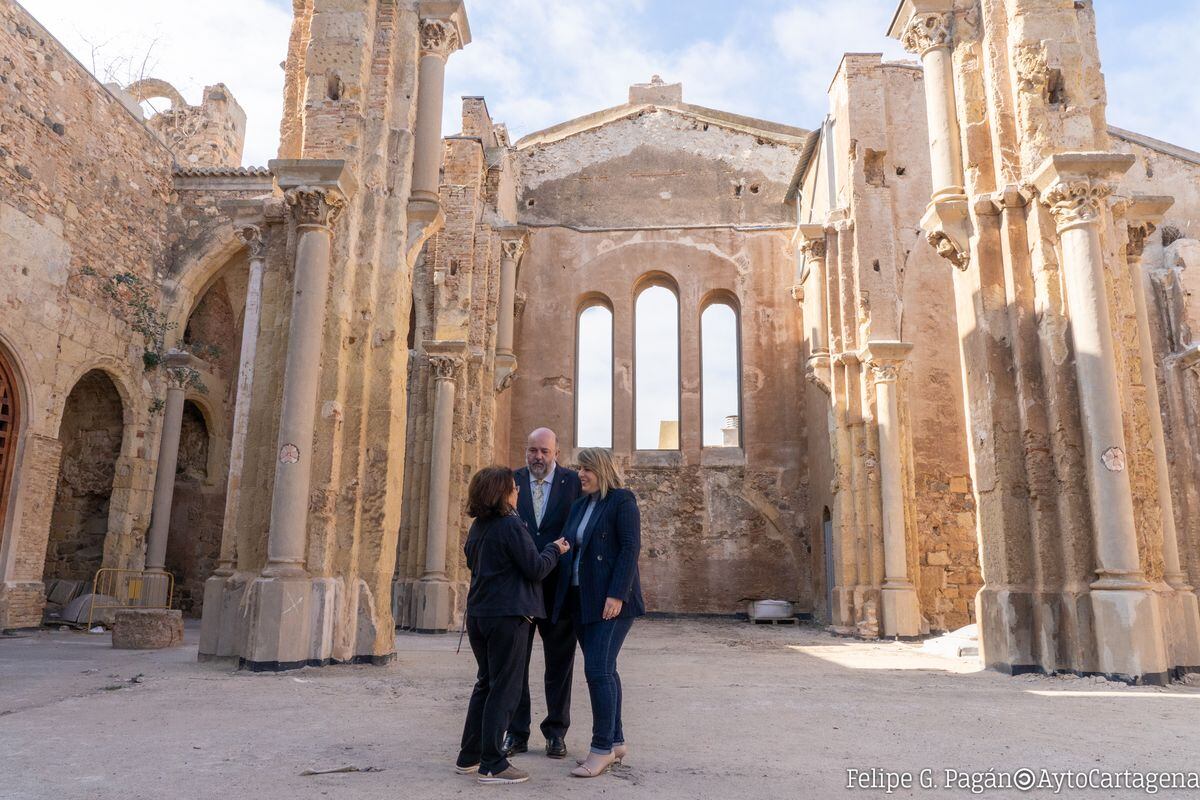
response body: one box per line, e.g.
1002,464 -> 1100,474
574,611 -> 633,754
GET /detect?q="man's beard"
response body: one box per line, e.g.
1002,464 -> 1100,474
528,460 -> 549,479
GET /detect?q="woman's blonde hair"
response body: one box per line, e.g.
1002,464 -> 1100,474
576,447 -> 623,499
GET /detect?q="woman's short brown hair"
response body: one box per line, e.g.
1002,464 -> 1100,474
467,465 -> 516,520
576,447 -> 623,499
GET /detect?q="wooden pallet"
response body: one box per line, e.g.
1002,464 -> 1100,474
749,616 -> 798,625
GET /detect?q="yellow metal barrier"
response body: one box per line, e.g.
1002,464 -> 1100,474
88,569 -> 173,628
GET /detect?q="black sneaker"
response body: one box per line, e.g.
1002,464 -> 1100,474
478,765 -> 530,784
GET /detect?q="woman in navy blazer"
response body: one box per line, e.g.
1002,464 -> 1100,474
554,447 -> 644,778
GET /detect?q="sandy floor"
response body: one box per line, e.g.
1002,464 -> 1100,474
2,618 -> 1198,800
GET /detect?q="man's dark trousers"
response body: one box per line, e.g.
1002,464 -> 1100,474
510,465 -> 581,744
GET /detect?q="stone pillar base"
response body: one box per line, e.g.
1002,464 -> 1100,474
976,587 -> 1037,674
1161,587 -> 1200,675
880,583 -> 921,638
197,573 -> 395,671
1089,587 -> 1169,685
112,608 -> 183,649
411,578 -> 453,633
392,578 -> 413,629
827,587 -> 857,635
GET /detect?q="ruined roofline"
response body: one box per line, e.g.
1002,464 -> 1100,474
1109,125 -> 1200,168
12,0 -> 173,160
515,101 -> 810,150
786,129 -> 824,202
173,165 -> 272,177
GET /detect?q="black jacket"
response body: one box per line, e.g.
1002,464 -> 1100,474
514,465 -> 581,607
553,487 -> 645,625
464,513 -> 560,618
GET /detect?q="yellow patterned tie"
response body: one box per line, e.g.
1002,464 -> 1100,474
533,480 -> 545,527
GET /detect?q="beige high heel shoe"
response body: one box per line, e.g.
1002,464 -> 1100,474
570,749 -> 618,778
575,744 -> 626,766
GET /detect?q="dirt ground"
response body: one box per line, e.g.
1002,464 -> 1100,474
2,618 -> 1198,800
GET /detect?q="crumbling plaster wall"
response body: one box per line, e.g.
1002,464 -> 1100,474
518,108 -> 805,229
510,224 -> 808,613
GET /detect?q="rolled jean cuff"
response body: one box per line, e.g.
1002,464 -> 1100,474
589,747 -> 613,756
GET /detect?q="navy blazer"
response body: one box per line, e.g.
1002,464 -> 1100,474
514,465 -> 581,549
553,487 -> 645,625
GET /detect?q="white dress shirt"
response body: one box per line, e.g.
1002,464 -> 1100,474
528,463 -> 556,526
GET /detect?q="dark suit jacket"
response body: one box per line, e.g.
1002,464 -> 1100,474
514,465 -> 581,605
553,487 -> 645,625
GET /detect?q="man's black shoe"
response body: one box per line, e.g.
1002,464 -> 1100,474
545,736 -> 568,759
502,732 -> 528,757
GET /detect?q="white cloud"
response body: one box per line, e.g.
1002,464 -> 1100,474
20,0 -> 292,166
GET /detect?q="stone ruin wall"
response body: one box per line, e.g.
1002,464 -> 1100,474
397,124 -> 505,626
802,54 -> 979,632
0,1 -> 174,627
510,226 -> 809,614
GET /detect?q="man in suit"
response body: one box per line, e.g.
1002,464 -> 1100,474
505,427 -> 581,759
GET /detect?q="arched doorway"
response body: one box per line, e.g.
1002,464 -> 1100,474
0,349 -> 20,541
45,371 -> 124,584
166,400 -> 221,616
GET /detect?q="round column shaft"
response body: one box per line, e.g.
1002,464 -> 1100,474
264,189 -> 342,577
216,229 -> 266,575
900,12 -> 964,198
422,362 -> 459,580
1059,219 -> 1143,585
146,375 -> 188,573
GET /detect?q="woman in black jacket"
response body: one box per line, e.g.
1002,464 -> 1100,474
553,447 -> 644,778
456,465 -> 569,785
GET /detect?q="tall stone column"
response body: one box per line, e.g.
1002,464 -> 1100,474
200,223 -> 268,655
892,2 -> 971,274
894,3 -> 962,199
1032,153 -> 1168,682
865,341 -> 920,637
264,173 -> 349,578
145,351 -> 193,602
798,224 -> 831,390
494,228 -> 527,391
215,224 -> 267,575
237,160 -> 354,669
413,342 -> 465,632
407,3 -> 469,244
1126,199 -> 1200,670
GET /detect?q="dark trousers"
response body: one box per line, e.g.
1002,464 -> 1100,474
458,615 -> 529,774
570,589 -> 634,754
510,611 -> 576,741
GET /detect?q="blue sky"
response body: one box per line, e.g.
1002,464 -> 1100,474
22,0 -> 1200,166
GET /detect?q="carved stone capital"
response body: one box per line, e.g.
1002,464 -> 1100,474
1028,152 -> 1136,234
1126,221 -> 1156,261
900,12 -> 953,56
237,224 -> 266,259
428,353 -> 463,381
869,362 -> 900,383
500,237 -> 527,262
420,19 -> 461,58
1125,195 -> 1174,261
1039,178 -> 1114,232
800,237 -> 827,260
861,341 -> 913,385
284,186 -> 346,228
